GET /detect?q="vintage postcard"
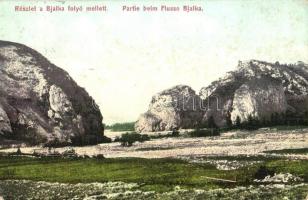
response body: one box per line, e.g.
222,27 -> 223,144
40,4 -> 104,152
0,0 -> 307,199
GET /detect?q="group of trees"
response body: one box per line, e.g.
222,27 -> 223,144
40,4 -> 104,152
114,132 -> 150,147
190,116 -> 220,137
229,111 -> 308,130
105,122 -> 135,132
197,116 -> 218,129
113,111 -> 308,144
197,110 -> 308,133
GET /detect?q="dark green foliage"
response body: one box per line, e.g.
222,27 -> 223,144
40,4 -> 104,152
101,136 -> 112,143
62,149 -> 77,158
115,132 -> 150,146
171,129 -> 180,137
240,115 -> 260,130
44,138 -> 70,148
235,116 -> 241,128
283,111 -> 307,126
93,154 -> 105,159
270,112 -> 283,125
189,128 -> 220,137
105,122 -> 135,132
264,148 -> 308,154
226,112 -> 233,128
228,110 -> 308,131
207,116 -> 217,128
261,117 -> 268,127
16,148 -> 22,155
247,115 -> 254,128
254,165 -> 275,179
304,111 -> 308,125
148,131 -> 181,140
45,135 -> 111,147
197,121 -> 208,129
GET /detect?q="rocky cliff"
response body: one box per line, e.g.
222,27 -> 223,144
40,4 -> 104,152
230,78 -> 287,122
135,85 -> 203,132
200,60 -> 308,126
136,60 -> 308,132
0,41 -> 104,146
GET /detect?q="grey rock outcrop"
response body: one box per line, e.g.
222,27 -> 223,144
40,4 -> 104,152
135,85 -> 203,132
230,78 -> 287,122
137,60 -> 308,132
0,41 -> 104,146
200,60 -> 308,126
0,104 -> 11,134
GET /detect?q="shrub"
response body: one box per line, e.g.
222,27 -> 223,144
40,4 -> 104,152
207,116 -> 217,128
68,135 -> 112,147
189,128 -> 220,137
44,138 -> 73,148
235,116 -> 241,128
62,148 -> 78,158
171,129 -> 180,137
148,130 -> 180,140
254,165 -> 275,179
93,154 -> 105,159
16,148 -> 22,155
226,113 -> 233,128
101,136 -> 112,143
117,132 -> 150,147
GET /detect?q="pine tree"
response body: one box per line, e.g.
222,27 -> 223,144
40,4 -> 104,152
235,116 -> 241,128
254,117 -> 261,128
226,112 -> 233,128
270,113 -> 277,126
286,110 -> 295,126
208,116 -> 217,129
305,111 -> 308,125
262,117 -> 267,127
16,147 -> 22,155
246,115 -> 256,130
248,115 -> 253,124
279,112 -> 286,125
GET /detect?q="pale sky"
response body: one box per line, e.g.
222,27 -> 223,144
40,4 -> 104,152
0,0 -> 307,124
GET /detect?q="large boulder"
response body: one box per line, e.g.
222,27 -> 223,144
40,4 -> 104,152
0,41 -> 104,146
135,85 -> 204,132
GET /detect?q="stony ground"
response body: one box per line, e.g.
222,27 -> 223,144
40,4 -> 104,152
0,180 -> 307,200
2,128 -> 307,160
1,128 -> 307,199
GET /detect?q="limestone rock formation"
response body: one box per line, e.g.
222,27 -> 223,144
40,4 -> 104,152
135,85 -> 204,132
137,60 -> 308,132
200,60 -> 308,126
0,41 -> 104,146
230,78 -> 287,122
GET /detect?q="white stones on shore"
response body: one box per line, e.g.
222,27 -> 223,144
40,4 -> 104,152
254,173 -> 304,183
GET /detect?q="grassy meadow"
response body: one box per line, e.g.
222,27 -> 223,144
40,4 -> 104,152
0,156 -> 307,193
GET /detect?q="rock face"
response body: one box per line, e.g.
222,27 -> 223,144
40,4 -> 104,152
135,85 -> 203,132
200,60 -> 308,126
0,41 -> 104,145
230,78 -> 287,122
137,60 -> 308,132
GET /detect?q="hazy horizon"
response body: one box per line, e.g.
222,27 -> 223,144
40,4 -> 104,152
1,0 -> 307,124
